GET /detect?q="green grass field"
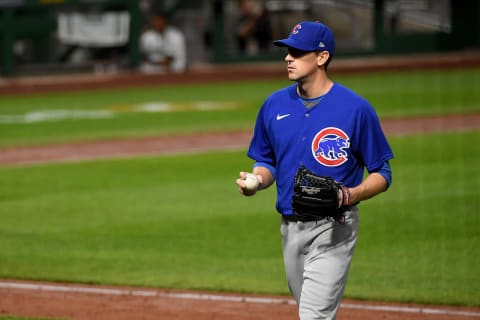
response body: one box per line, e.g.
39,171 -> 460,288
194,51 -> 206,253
0,68 -> 479,307
0,68 -> 479,147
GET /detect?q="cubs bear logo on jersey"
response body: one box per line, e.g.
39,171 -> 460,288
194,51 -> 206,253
311,127 -> 350,167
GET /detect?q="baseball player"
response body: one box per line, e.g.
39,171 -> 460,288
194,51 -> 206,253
139,13 -> 186,73
236,21 -> 394,319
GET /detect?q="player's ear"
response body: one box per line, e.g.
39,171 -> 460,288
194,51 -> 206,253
316,51 -> 330,68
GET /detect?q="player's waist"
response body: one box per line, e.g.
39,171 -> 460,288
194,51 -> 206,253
281,204 -> 358,222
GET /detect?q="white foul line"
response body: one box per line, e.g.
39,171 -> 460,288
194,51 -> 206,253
1,281 -> 479,318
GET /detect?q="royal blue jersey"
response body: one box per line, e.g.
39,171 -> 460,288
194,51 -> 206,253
247,83 -> 394,215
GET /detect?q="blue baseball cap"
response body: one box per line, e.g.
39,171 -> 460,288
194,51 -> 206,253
273,21 -> 335,56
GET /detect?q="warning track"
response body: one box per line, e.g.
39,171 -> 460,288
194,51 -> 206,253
1,280 -> 479,320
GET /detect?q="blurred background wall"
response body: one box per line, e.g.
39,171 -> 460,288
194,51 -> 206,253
0,0 -> 479,76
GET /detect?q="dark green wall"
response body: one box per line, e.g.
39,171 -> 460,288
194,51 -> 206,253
0,0 -> 141,76
371,0 -> 479,54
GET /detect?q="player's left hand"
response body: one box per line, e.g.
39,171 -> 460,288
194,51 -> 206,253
292,166 -> 351,219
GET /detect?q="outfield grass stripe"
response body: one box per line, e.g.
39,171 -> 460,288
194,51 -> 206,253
1,281 -> 479,317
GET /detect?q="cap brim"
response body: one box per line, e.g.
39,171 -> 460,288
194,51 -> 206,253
273,38 -> 313,51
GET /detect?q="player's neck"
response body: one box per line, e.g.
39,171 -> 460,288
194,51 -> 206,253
297,77 -> 333,99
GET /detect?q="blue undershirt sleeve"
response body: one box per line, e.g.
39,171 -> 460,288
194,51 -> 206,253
253,162 -> 276,179
371,160 -> 392,190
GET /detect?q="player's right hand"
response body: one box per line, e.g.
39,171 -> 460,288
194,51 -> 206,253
236,171 -> 262,197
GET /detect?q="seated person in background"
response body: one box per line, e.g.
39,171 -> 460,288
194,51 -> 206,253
140,13 -> 186,73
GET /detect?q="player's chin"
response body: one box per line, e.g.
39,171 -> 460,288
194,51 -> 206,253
287,72 -> 299,81
287,70 -> 302,81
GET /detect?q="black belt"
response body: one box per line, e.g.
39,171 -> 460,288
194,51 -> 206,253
282,213 -> 329,222
282,205 -> 357,223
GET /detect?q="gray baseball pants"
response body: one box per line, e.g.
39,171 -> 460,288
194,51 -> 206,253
280,207 -> 358,320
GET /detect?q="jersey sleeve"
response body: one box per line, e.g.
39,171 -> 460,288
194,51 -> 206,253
354,103 -> 394,172
247,102 -> 276,167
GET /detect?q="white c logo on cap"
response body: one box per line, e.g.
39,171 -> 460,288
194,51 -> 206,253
292,24 -> 301,34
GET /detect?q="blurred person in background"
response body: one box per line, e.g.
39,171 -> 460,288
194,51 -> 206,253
139,13 -> 187,73
251,3 -> 273,53
235,0 -> 273,55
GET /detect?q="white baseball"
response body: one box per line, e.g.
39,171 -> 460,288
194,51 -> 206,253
244,173 -> 259,191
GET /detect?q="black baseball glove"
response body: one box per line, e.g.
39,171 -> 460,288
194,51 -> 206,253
291,166 -> 351,221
